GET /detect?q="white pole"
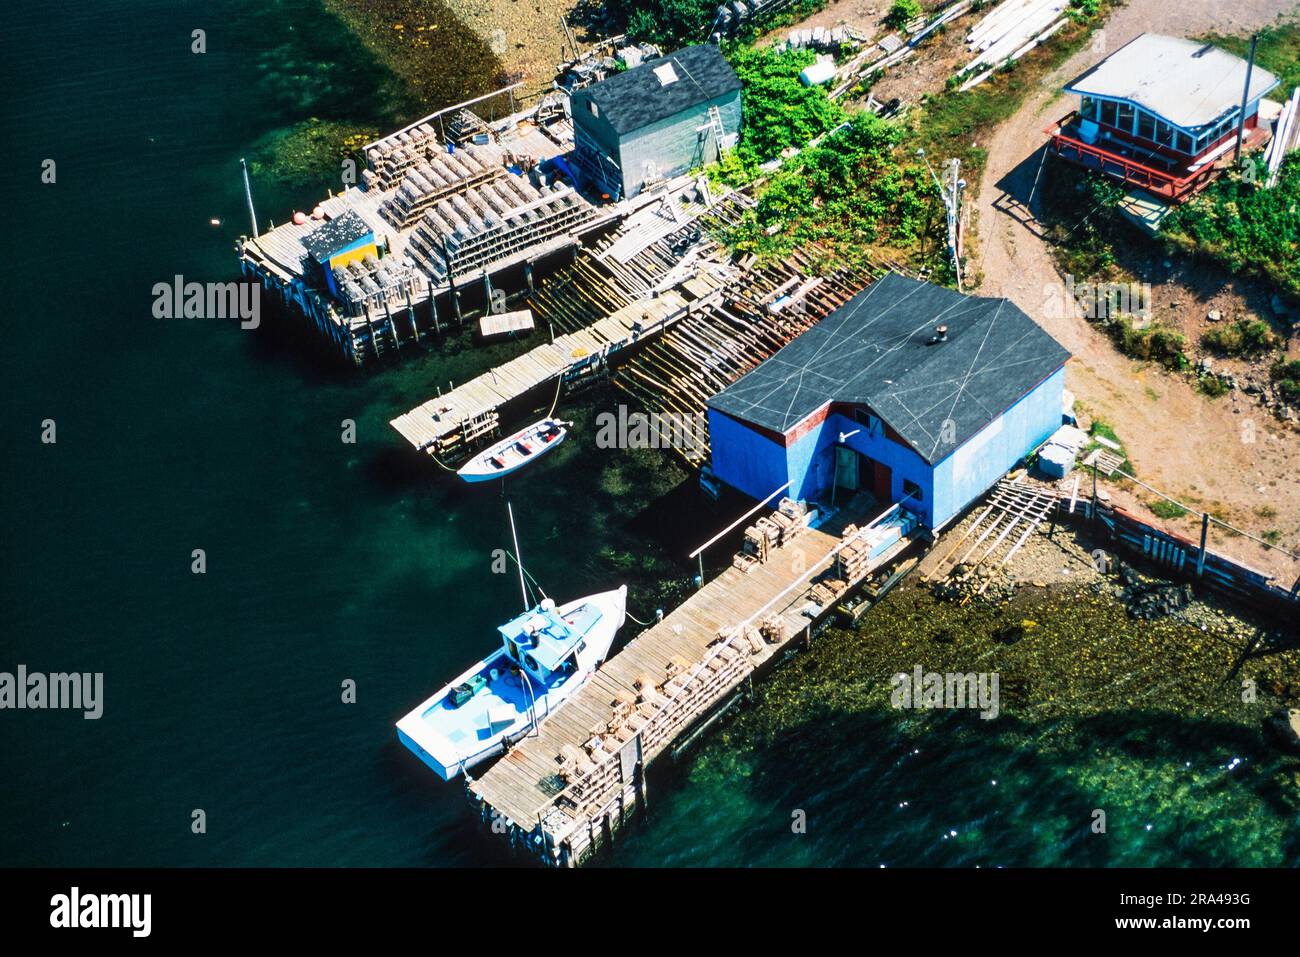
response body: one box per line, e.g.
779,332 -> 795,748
240,158 -> 259,238
507,501 -> 529,611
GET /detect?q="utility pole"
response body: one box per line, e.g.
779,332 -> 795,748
917,149 -> 966,290
1233,33 -> 1259,164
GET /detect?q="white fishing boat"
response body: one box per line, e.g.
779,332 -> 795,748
457,418 -> 569,483
396,503 -> 627,780
396,586 -> 627,780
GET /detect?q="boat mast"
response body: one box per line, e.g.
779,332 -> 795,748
507,501 -> 528,611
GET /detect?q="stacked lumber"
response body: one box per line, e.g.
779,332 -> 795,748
1265,87 -> 1300,188
364,123 -> 443,190
957,0 -> 1069,91
740,501 -> 808,564
379,143 -> 506,229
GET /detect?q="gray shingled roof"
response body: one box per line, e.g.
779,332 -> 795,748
573,45 -> 742,136
707,274 -> 1071,465
302,209 -> 373,263
1065,33 -> 1278,130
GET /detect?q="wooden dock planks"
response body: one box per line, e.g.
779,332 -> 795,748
390,288 -> 702,456
469,509 -> 890,830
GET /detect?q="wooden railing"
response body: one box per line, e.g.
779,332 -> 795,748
1045,113 -> 1215,202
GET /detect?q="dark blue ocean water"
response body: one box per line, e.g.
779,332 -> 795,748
3,0 -> 1296,868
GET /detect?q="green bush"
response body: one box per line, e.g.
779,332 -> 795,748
612,0 -> 717,47
1102,315 -> 1187,370
887,0 -> 923,28
1272,359 -> 1300,404
1197,375 -> 1230,398
1161,155 -> 1300,299
1200,318 -> 1280,356
725,45 -> 846,173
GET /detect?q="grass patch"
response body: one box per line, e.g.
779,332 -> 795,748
909,1 -> 1112,192
1199,19 -> 1300,97
1099,315 -> 1188,371
1196,375 -> 1230,398
1161,156 -> 1300,300
1200,318 -> 1282,357
1083,418 -> 1136,476
1149,499 -> 1189,520
715,112 -> 945,270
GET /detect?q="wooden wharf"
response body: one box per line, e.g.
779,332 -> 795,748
466,499 -> 922,866
388,192 -> 746,460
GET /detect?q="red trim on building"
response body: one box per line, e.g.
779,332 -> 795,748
782,403 -> 831,446
1044,111 -> 1271,203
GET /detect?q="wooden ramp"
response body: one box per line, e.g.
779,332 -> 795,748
923,478 -> 1060,589
467,503 -> 920,865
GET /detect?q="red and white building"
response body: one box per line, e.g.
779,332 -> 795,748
1046,34 -> 1279,203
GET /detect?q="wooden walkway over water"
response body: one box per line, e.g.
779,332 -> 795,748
467,500 -> 920,866
389,270 -> 726,458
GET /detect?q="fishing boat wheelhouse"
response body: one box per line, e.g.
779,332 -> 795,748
1046,34 -> 1279,203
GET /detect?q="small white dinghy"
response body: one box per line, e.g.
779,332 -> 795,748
457,418 -> 569,483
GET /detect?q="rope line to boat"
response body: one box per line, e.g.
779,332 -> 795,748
429,376 -> 564,478
506,545 -> 657,628
426,450 -> 459,473
503,548 -> 548,604
544,373 -> 563,420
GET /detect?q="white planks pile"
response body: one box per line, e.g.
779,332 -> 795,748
779,24 -> 868,54
957,0 -> 1070,92
1264,87 -> 1300,188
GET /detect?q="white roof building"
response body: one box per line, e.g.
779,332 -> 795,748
1065,33 -> 1278,132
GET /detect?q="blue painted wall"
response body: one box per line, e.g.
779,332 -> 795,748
928,365 -> 1065,528
706,408 -> 788,501
707,364 -> 1066,529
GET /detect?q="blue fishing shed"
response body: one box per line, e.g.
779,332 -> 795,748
705,274 -> 1071,530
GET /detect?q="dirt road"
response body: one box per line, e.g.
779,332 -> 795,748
973,0 -> 1300,577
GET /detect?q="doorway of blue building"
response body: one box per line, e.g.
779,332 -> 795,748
833,446 -> 891,502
